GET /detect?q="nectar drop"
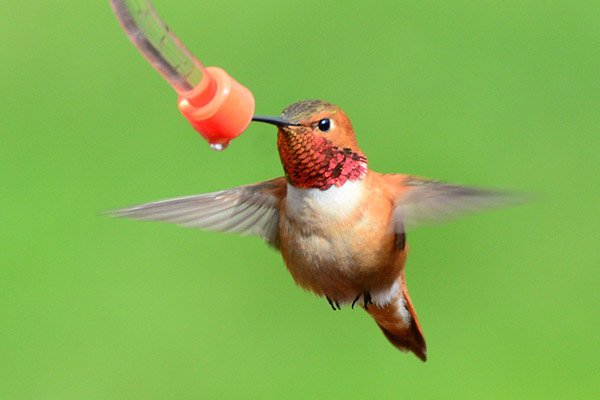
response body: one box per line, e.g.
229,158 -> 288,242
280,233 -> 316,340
209,142 -> 229,151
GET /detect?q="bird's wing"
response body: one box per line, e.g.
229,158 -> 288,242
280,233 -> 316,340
110,177 -> 287,248
382,174 -> 524,233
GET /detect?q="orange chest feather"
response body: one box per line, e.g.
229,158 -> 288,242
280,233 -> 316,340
278,175 -> 401,296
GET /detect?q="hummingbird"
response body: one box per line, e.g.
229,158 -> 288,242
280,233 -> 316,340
113,99 -> 517,361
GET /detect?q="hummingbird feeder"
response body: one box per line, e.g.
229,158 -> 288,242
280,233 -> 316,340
110,0 -> 255,150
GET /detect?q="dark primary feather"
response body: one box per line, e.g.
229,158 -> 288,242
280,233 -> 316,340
389,175 -> 526,232
110,178 -> 286,248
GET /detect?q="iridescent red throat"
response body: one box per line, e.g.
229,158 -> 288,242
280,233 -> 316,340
277,133 -> 367,190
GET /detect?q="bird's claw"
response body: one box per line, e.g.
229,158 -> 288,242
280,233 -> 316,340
326,295 -> 341,311
327,291 -> 373,310
351,294 -> 360,309
351,291 -> 373,310
363,291 -> 373,310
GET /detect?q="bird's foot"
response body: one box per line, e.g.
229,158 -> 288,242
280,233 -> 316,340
351,294 -> 361,309
363,291 -> 373,310
351,291 -> 373,310
326,295 -> 341,311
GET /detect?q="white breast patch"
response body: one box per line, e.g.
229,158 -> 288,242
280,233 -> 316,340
285,179 -> 365,221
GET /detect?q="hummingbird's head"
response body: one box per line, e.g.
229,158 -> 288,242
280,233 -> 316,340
252,99 -> 367,190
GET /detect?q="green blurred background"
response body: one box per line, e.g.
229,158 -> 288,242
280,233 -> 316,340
2,0 -> 599,398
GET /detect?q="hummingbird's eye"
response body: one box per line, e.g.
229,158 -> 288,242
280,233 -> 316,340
317,118 -> 331,132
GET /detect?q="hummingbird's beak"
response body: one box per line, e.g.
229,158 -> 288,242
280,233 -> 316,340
251,116 -> 300,127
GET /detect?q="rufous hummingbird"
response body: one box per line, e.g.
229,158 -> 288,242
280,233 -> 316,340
113,99 -> 517,361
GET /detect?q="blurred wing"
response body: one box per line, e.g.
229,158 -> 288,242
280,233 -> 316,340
384,174 -> 524,233
110,177 -> 286,248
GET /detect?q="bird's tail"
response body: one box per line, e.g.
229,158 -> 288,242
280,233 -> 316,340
366,271 -> 427,361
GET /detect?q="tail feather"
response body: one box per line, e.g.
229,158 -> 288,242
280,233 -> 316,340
367,271 -> 427,361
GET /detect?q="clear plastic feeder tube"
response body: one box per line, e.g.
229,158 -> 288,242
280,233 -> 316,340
110,0 -> 205,95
